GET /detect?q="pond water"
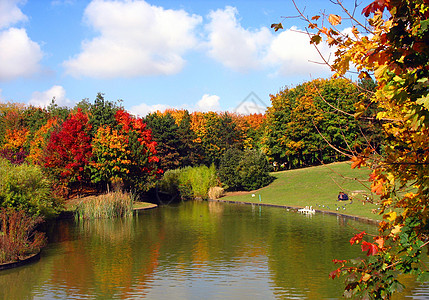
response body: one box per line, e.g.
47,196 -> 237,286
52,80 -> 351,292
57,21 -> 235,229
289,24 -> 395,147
0,200 -> 428,299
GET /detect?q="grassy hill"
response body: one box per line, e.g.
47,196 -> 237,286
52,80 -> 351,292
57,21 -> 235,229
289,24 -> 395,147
221,161 -> 381,221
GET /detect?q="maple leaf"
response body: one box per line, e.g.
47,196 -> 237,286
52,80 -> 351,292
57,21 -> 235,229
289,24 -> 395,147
328,14 -> 342,26
371,180 -> 384,195
361,241 -> 379,256
362,0 -> 390,17
350,231 -> 366,245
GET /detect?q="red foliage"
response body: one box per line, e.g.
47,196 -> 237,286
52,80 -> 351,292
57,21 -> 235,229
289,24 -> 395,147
350,231 -> 366,245
44,109 -> 92,185
361,241 -> 379,256
362,0 -> 390,17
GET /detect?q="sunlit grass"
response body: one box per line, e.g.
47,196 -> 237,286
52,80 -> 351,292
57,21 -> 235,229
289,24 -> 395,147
222,161 -> 381,221
74,191 -> 134,220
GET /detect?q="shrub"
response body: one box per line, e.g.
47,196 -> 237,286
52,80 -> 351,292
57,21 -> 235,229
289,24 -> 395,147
237,150 -> 274,191
158,165 -> 219,200
218,148 -> 243,190
74,191 -> 134,220
0,207 -> 47,264
0,158 -> 62,218
219,148 -> 274,191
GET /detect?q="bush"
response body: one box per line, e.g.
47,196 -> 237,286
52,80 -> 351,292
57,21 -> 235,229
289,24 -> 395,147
219,148 -> 274,191
74,191 -> 134,220
218,148 -> 243,190
0,207 -> 47,264
0,158 -> 62,218
237,150 -> 274,191
158,165 -> 219,200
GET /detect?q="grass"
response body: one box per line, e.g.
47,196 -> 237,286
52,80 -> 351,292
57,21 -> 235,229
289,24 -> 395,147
74,191 -> 135,220
221,161 -> 381,221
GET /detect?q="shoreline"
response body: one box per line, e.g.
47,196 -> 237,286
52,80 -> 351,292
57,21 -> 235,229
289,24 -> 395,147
0,252 -> 41,271
208,198 -> 380,225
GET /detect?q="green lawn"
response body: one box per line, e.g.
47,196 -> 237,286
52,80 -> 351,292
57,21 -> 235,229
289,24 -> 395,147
221,161 -> 381,221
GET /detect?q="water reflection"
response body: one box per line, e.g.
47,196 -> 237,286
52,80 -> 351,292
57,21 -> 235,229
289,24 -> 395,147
0,201 -> 427,299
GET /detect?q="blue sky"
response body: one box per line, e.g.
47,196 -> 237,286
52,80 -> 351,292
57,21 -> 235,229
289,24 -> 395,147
0,0 -> 362,116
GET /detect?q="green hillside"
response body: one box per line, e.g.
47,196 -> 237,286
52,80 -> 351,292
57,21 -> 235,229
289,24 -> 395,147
221,161 -> 381,221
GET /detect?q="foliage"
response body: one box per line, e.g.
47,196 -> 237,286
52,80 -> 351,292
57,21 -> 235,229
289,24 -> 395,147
237,150 -> 275,191
0,207 -> 47,264
218,148 -> 244,190
145,112 -> 182,171
158,165 -> 219,200
191,112 -> 243,165
261,78 -> 374,169
87,93 -> 122,136
274,0 -> 429,298
74,191 -> 134,220
0,158 -> 62,217
43,109 -> 93,191
219,148 -> 274,191
27,118 -> 58,165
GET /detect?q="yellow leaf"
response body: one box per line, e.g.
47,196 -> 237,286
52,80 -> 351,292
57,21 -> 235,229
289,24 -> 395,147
328,14 -> 342,26
362,273 -> 371,282
384,211 -> 397,222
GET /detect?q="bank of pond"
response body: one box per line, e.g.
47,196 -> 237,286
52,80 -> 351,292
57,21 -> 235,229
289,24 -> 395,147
1,200 -> 428,299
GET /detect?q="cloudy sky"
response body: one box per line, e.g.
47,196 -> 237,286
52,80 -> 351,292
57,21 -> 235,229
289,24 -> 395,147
0,0 -> 358,116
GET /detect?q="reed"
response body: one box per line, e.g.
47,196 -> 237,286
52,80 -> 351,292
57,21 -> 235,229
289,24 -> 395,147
74,191 -> 134,220
0,208 -> 46,264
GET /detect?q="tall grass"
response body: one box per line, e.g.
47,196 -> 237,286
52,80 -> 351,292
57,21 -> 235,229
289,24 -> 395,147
0,208 -> 47,264
74,191 -> 134,220
159,165 -> 219,200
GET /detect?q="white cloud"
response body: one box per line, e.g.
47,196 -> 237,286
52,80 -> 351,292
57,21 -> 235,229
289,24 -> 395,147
28,85 -> 72,107
265,26 -> 332,76
204,6 -> 332,77
0,0 -> 27,29
130,103 -> 171,118
0,28 -> 43,80
64,0 -> 202,78
205,6 -> 272,72
196,94 -> 220,112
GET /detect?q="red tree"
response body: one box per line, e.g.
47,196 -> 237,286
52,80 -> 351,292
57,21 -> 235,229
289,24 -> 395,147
44,109 -> 92,191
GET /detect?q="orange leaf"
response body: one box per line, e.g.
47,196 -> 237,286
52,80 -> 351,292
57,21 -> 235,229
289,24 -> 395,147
351,156 -> 364,169
371,181 -> 384,195
374,236 -> 385,249
328,14 -> 342,26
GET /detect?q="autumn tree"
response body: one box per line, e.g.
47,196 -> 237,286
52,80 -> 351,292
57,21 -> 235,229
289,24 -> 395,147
262,78 -> 370,169
43,109 -> 93,193
273,0 -> 429,298
90,109 -> 161,192
191,112 -> 243,165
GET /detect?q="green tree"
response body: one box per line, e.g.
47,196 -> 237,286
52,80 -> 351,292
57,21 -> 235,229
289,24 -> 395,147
219,148 -> 273,191
145,113 -> 182,171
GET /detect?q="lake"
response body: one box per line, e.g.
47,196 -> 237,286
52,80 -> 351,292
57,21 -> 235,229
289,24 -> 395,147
0,200 -> 428,299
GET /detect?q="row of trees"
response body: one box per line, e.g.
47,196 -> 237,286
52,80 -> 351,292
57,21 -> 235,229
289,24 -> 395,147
0,77 -> 379,200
